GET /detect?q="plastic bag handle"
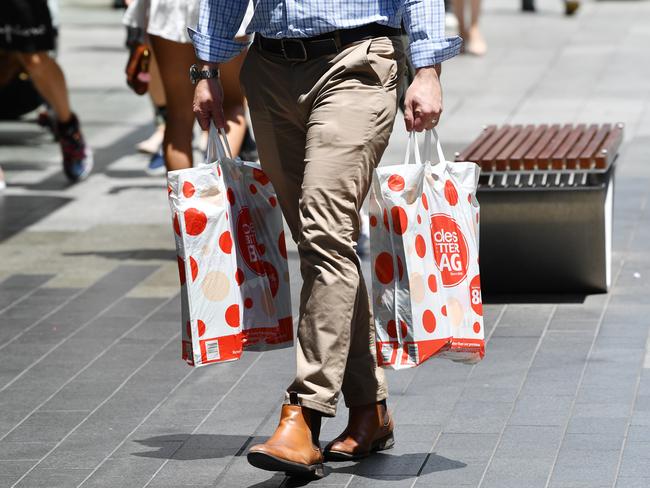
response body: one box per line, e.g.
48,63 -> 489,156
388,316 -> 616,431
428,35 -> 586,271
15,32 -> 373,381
205,123 -> 233,164
403,131 -> 422,165
423,129 -> 447,165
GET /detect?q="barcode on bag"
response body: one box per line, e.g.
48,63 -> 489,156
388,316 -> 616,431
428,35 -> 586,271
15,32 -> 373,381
203,339 -> 221,361
380,343 -> 394,363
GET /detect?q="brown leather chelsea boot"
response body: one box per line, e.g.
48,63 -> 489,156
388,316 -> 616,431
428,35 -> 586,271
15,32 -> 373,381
247,392 -> 324,478
324,400 -> 394,461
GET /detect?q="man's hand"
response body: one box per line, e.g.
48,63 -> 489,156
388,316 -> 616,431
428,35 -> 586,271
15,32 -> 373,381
193,70 -> 226,131
403,65 -> 443,132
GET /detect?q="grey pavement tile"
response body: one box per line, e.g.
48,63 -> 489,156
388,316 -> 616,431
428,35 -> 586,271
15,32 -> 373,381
443,401 -> 512,434
353,451 -> 428,477
627,425 -> 650,442
0,441 -> 56,461
550,448 -> 621,485
508,395 -> 574,427
616,478 -> 650,488
566,417 -> 629,435
3,410 -> 89,443
0,275 -> 53,310
347,475 -> 416,487
618,441 -> 650,478
13,467 -> 93,488
560,433 -> 625,452
0,460 -> 36,487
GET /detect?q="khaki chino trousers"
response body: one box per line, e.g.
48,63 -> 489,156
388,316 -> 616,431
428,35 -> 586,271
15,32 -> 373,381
240,36 -> 404,416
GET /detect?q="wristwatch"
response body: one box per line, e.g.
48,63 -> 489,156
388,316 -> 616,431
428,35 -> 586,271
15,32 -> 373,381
189,64 -> 219,84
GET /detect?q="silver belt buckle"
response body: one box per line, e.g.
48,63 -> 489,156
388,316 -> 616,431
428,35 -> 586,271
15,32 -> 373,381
280,39 -> 308,62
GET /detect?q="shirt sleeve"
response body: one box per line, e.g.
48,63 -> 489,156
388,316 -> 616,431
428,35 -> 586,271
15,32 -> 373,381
187,0 -> 250,63
401,0 -> 463,68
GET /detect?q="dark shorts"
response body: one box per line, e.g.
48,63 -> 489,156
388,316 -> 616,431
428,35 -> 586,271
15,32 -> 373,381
0,0 -> 56,53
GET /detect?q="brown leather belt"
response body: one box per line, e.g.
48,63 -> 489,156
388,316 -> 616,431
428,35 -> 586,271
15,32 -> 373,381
255,23 -> 403,62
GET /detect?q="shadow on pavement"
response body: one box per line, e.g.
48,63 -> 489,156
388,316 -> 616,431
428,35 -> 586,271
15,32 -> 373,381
65,249 -> 175,261
483,293 -> 588,304
0,193 -> 72,242
135,434 -> 466,486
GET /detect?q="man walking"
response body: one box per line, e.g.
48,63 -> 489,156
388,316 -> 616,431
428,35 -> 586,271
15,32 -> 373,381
190,0 -> 461,478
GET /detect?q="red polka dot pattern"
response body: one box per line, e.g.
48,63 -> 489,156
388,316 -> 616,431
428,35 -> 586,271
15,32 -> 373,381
173,214 -> 181,236
219,231 -> 233,254
225,304 -> 240,328
244,298 -> 253,309
278,231 -> 287,259
253,168 -> 270,185
183,181 -> 195,198
473,321 -> 481,334
375,252 -> 394,284
190,256 -> 198,281
423,310 -> 436,333
387,174 -> 405,191
249,184 -> 257,194
415,234 -> 426,258
235,268 -> 245,285
387,320 -> 397,338
269,196 -> 277,207
227,188 -> 235,205
197,320 -> 206,337
391,206 -> 408,235
428,275 -> 437,292
444,180 -> 459,206
422,193 -> 429,210
370,215 -> 377,227
184,208 -> 207,236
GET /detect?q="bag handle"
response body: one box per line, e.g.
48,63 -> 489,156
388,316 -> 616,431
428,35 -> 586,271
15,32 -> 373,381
403,131 -> 422,165
423,128 -> 447,165
205,123 -> 233,164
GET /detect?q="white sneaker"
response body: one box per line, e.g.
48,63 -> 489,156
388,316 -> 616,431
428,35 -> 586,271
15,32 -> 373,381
136,124 -> 165,155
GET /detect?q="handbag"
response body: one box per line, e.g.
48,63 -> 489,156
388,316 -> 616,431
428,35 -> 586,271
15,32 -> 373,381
125,42 -> 151,95
370,129 -> 485,369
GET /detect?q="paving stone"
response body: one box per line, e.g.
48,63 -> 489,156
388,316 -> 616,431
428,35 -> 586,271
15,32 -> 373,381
618,441 -> 650,478
550,447 -> 621,485
0,441 -> 56,461
0,274 -> 53,310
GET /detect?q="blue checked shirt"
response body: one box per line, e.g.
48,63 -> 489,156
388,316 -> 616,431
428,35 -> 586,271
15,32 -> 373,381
189,1 -> 462,69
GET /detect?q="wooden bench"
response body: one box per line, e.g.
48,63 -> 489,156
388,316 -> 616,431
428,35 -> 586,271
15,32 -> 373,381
456,123 -> 623,296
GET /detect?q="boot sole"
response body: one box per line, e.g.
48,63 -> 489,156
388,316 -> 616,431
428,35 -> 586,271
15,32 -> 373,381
247,451 -> 324,478
325,431 -> 395,462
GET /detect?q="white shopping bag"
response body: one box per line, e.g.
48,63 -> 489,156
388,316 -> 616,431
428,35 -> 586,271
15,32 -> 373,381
369,130 -> 484,369
167,127 -> 293,367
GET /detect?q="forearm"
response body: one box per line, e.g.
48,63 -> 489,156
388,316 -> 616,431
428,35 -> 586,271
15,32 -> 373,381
402,0 -> 462,68
188,0 -> 249,64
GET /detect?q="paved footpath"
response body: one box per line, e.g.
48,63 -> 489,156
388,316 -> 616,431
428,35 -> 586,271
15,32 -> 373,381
1,0 -> 650,486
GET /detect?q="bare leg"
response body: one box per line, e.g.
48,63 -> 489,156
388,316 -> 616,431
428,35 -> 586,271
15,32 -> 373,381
17,52 -> 72,122
453,0 -> 466,42
467,0 -> 487,55
220,47 -> 248,157
148,51 -> 166,108
149,35 -> 196,171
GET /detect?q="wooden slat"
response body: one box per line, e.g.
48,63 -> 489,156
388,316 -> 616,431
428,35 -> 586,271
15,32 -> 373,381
468,125 -> 512,168
578,124 -> 611,168
482,125 -> 522,168
551,124 -> 585,169
495,124 -> 536,170
522,124 -> 560,170
566,124 -> 598,169
531,124 -> 569,170
594,123 -> 624,169
509,124 -> 546,166
456,125 -> 497,161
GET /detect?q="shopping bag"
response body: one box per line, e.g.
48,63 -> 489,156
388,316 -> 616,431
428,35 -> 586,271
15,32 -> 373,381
167,126 -> 293,367
369,129 -> 484,369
